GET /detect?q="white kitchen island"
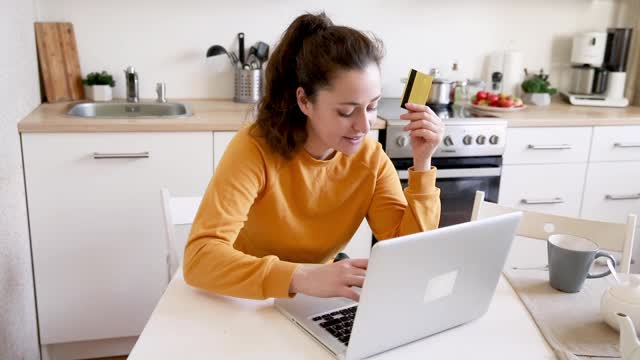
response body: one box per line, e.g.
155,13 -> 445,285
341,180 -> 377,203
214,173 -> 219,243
128,236 -> 556,360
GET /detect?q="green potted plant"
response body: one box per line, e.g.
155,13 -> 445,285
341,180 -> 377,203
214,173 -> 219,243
83,71 -> 116,101
521,69 -> 557,106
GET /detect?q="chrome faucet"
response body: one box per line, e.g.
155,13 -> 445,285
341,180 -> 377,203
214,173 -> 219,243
124,66 -> 139,103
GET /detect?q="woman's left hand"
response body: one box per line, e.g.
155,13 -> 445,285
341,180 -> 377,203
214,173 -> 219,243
400,103 -> 445,171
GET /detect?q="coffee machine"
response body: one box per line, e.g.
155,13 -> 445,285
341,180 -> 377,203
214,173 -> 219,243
563,28 -> 633,107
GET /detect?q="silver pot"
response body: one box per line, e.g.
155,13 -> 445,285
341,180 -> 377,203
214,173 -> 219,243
427,78 -> 453,105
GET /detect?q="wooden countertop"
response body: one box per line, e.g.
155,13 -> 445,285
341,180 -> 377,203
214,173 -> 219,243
487,99 -> 640,127
17,98 -> 640,133
17,99 -> 387,133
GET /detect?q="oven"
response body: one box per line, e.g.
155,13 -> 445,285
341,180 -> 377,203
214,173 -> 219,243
393,156 -> 502,227
378,99 -> 508,228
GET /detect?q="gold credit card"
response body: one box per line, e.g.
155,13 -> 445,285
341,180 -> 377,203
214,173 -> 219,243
400,69 -> 433,109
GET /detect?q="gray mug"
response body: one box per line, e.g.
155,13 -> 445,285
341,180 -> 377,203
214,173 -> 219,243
547,234 -> 615,293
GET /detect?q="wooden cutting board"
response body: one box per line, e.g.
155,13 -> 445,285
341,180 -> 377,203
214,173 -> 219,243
35,22 -> 84,102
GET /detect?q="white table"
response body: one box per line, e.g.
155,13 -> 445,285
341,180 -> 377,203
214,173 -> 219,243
129,237 -> 556,359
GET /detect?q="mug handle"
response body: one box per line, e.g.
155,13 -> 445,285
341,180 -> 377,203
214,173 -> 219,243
587,252 -> 617,279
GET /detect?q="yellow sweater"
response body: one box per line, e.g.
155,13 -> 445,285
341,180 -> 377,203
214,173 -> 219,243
183,126 -> 441,300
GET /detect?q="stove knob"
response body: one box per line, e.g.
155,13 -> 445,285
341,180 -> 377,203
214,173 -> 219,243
489,135 -> 500,145
476,135 -> 486,145
396,135 -> 410,148
463,135 -> 473,145
443,136 -> 454,146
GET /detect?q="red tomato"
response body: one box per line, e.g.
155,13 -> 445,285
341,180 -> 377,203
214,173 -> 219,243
476,91 -> 489,100
498,98 -> 515,108
488,93 -> 499,103
489,100 -> 499,107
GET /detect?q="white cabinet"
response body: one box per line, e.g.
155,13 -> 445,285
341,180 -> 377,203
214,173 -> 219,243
499,164 -> 586,217
581,162 -> 640,223
22,132 -> 213,345
500,127 -> 591,217
590,126 -> 640,162
503,127 -> 592,165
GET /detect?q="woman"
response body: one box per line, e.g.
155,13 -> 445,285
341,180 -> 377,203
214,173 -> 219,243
184,12 -> 444,301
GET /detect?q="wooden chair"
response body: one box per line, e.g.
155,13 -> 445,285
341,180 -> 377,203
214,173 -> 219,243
160,188 -> 202,280
470,191 -> 637,273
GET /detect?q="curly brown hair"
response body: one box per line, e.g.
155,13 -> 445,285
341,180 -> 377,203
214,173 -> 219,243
250,12 -> 384,159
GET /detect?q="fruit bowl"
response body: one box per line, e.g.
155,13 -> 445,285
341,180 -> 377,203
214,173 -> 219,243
470,90 -> 526,113
470,104 -> 527,113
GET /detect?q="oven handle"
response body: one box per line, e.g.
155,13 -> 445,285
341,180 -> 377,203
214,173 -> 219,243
397,167 -> 501,180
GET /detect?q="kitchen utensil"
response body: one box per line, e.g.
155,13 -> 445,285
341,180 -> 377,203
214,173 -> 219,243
206,45 -> 237,66
247,54 -> 260,70
615,314 -> 640,360
34,22 -> 84,102
229,51 -> 239,66
602,275 -> 640,333
238,32 -> 245,66
425,68 -> 452,106
206,44 -> 227,57
248,46 -> 257,58
255,41 -> 270,64
234,68 -> 262,103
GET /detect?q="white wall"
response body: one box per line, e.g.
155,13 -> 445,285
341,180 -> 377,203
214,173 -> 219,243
0,0 -> 42,359
35,0 -> 621,100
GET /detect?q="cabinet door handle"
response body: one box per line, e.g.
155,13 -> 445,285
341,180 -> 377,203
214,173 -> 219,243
521,197 -> 565,205
92,152 -> 150,159
613,142 -> 640,148
605,193 -> 640,201
527,144 -> 573,150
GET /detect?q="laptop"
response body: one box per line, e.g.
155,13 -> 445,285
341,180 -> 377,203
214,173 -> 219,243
275,212 -> 522,360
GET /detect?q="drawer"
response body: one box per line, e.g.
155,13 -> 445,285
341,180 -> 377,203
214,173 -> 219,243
499,163 -> 587,217
590,126 -> 640,162
581,161 -> 640,223
503,127 -> 592,165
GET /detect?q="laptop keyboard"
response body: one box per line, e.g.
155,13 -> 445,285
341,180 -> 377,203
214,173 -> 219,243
311,305 -> 357,346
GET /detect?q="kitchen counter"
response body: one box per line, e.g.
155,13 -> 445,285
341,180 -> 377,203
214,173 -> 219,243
17,99 -> 387,133
489,99 -> 640,127
17,98 -> 640,133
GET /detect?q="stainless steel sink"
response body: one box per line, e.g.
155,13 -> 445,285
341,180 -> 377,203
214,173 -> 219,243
66,102 -> 192,118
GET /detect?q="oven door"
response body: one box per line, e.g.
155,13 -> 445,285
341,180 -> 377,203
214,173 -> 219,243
395,156 -> 502,228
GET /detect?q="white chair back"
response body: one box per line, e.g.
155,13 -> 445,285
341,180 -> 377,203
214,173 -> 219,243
471,191 -> 637,273
161,188 -> 202,279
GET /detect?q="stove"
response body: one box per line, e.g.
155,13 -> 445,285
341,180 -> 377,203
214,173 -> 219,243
376,98 -> 508,228
377,98 -> 508,159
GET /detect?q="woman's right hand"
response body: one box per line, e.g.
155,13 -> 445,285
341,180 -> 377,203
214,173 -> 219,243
289,259 -> 368,301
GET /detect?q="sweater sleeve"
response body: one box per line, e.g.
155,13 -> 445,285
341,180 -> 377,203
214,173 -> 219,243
366,154 -> 441,240
183,131 -> 299,300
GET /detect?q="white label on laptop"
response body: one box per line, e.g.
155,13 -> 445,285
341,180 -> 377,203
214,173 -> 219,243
423,270 -> 458,304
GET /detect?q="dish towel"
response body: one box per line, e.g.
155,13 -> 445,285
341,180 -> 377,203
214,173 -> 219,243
502,267 -> 621,359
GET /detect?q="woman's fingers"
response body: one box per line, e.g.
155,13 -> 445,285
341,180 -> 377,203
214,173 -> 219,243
409,128 -> 442,141
344,274 -> 366,288
340,287 -> 361,302
347,258 -> 368,270
404,119 -> 442,132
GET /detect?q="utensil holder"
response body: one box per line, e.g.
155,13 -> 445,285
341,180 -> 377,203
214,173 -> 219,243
234,68 -> 262,103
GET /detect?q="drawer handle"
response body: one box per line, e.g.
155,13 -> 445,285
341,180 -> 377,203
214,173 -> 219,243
527,144 -> 573,150
605,193 -> 640,201
521,197 -> 564,205
614,142 -> 640,148
92,152 -> 150,159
